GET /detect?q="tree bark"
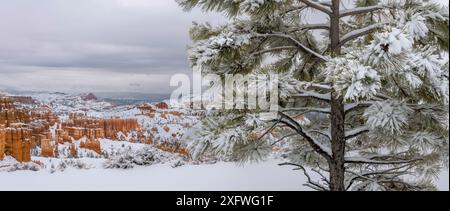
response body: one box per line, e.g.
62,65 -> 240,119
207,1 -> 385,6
330,0 -> 341,56
328,0 -> 346,191
329,94 -> 346,191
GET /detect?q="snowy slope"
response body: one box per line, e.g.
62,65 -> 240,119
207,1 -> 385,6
0,160 -> 448,191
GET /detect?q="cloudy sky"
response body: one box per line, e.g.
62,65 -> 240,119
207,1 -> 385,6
0,0 -> 447,94
0,0 -> 224,94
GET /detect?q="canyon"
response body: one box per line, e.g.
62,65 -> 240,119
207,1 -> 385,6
1,93 -> 195,163
1,97 -> 56,162
0,96 -> 147,162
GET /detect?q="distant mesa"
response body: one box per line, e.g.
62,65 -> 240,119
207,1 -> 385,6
81,93 -> 98,101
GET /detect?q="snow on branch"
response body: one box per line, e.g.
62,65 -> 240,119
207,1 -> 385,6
271,133 -> 298,146
408,103 -> 448,113
277,112 -> 332,159
291,91 -> 332,102
282,107 -> 331,114
254,33 -> 329,62
339,23 -> 384,47
281,6 -> 307,15
297,0 -> 332,15
344,101 -> 374,114
308,130 -> 331,140
345,126 -> 370,140
339,5 -> 384,18
306,83 -> 332,90
345,157 -> 421,165
250,46 -> 298,57
345,163 -> 414,190
317,0 -> 331,7
289,23 -> 330,32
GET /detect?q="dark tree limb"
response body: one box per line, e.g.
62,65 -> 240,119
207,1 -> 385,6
298,0 -> 332,15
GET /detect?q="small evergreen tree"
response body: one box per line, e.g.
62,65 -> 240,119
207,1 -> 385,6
177,0 -> 449,191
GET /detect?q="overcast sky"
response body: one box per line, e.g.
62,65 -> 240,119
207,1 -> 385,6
0,0 -> 224,94
0,0 -> 447,94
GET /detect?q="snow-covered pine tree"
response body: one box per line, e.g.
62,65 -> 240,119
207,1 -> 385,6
177,0 -> 449,191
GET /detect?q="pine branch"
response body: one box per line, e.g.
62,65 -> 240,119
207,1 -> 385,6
391,76 -> 409,98
289,24 -> 330,32
271,133 -> 298,146
305,83 -> 332,90
297,0 -> 332,15
408,104 -> 448,113
281,6 -> 307,15
278,112 -> 333,159
311,168 -> 330,185
344,101 -> 374,114
282,107 -> 331,114
345,163 -> 414,190
345,157 -> 421,165
345,126 -> 370,140
253,33 -> 329,62
291,91 -> 332,102
339,5 -> 384,18
279,162 -> 329,191
339,23 -> 383,47
255,119 -> 282,142
250,46 -> 298,57
317,0 -> 332,7
308,130 -> 331,140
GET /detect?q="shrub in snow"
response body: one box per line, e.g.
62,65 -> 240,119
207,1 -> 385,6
170,158 -> 186,168
50,163 -> 56,174
103,152 -> 135,169
58,161 -> 67,172
52,159 -> 93,170
6,162 -> 41,172
103,147 -> 179,169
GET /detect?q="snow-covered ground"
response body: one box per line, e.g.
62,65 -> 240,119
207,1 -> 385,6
1,92 -> 448,191
0,160 -> 448,191
0,160 -> 306,191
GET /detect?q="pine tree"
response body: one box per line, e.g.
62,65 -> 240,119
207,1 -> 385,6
177,0 -> 449,191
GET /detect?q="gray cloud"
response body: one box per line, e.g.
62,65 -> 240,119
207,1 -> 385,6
1,0 -> 446,93
0,0 -> 224,93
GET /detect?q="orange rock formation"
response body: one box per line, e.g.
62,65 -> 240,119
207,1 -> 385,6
155,102 -> 169,110
80,137 -> 101,154
0,126 -> 32,162
0,97 -> 15,110
0,96 -> 144,161
0,127 -> 5,160
8,96 -> 36,104
69,143 -> 78,157
40,138 -> 54,158
157,142 -> 188,157
0,97 -> 59,162
61,113 -> 139,140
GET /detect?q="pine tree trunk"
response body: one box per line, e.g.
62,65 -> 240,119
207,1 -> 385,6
328,0 -> 346,191
329,94 -> 346,191
330,0 -> 341,56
